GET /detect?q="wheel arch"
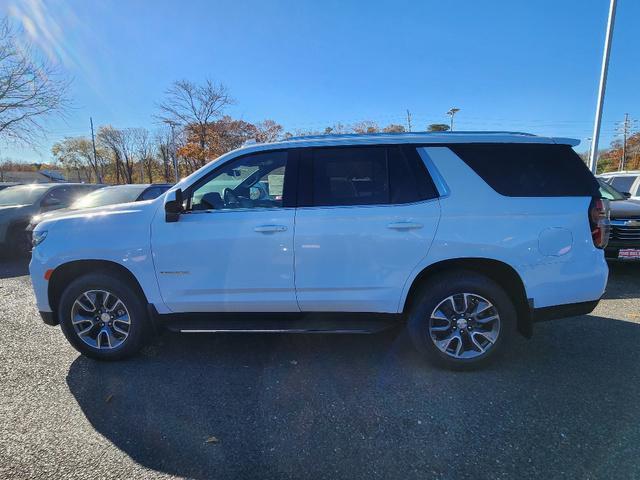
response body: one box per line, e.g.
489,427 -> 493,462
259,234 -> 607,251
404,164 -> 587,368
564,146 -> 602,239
47,259 -> 148,325
402,258 -> 532,338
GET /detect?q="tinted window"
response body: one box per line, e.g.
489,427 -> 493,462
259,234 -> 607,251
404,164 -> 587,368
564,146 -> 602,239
609,176 -> 637,194
45,186 -> 90,206
388,146 -> 438,203
189,151 -> 287,210
450,143 -> 600,197
139,187 -> 167,201
312,147 -> 389,206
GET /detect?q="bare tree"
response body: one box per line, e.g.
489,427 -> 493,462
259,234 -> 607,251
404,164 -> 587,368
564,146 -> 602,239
51,137 -> 103,183
96,126 -> 137,183
352,120 -> 379,134
0,19 -> 69,144
156,79 -> 234,167
133,127 -> 156,183
254,119 -> 283,143
155,128 -> 174,182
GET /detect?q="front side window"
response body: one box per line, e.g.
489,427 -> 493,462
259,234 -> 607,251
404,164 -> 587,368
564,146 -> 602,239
189,151 -> 287,211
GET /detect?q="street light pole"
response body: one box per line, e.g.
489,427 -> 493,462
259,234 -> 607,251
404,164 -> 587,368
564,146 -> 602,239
447,108 -> 460,131
589,0 -> 617,174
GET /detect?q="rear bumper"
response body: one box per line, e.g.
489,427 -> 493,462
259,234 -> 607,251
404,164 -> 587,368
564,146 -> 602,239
531,299 -> 599,323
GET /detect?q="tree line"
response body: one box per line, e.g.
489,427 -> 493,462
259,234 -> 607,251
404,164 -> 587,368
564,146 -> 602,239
50,78 -> 453,185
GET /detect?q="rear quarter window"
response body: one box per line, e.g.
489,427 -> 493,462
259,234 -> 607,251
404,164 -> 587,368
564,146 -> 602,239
449,143 -> 600,197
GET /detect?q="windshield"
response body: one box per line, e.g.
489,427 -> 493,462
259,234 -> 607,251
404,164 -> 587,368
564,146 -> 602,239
599,180 -> 626,201
608,175 -> 637,194
0,185 -> 49,206
71,185 -> 146,209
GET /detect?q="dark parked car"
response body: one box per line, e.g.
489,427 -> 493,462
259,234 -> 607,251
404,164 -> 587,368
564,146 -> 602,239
599,179 -> 640,261
0,182 -> 20,191
0,183 -> 103,255
28,183 -> 172,233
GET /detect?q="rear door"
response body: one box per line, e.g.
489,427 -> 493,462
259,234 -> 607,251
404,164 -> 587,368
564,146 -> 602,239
293,145 -> 441,313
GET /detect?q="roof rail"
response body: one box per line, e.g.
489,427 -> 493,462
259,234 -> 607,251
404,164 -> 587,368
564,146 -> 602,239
283,131 -> 537,142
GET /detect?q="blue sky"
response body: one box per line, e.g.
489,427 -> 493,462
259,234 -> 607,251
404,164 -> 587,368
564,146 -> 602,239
2,0 -> 639,162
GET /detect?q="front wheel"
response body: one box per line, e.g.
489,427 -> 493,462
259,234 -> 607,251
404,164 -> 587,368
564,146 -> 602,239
58,272 -> 150,360
407,270 -> 516,370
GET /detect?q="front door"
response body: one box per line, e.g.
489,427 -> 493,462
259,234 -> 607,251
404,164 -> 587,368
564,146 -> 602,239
151,150 -> 298,313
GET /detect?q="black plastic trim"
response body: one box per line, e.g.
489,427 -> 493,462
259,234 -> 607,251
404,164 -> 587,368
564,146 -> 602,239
531,300 -> 599,323
155,312 -> 402,334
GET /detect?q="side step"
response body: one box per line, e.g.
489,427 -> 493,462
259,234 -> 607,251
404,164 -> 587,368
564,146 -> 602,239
157,312 -> 402,334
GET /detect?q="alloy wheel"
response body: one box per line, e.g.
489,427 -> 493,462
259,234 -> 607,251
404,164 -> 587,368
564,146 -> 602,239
71,290 -> 131,349
428,293 -> 501,359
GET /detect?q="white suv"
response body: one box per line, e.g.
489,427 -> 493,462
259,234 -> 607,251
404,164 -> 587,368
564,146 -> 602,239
29,132 -> 609,369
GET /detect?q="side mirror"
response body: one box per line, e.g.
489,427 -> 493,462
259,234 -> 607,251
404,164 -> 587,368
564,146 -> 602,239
165,188 -> 184,222
622,192 -> 632,199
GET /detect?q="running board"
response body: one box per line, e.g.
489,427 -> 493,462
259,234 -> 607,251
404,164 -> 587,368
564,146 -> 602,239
157,312 -> 401,334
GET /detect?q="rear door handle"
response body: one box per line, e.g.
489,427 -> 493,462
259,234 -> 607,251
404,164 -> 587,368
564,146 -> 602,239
387,222 -> 423,230
254,225 -> 288,233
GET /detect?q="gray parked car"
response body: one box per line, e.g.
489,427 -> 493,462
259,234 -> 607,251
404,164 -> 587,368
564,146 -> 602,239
0,183 -> 102,255
28,183 -> 173,232
599,179 -> 640,261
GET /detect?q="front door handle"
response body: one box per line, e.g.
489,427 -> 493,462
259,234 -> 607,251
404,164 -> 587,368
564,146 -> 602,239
254,225 -> 288,233
387,222 -> 423,230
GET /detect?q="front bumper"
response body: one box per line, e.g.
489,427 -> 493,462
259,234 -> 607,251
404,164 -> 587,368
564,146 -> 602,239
605,240 -> 640,261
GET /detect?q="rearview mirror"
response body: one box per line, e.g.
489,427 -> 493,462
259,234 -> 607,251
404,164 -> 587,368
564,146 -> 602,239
165,188 -> 183,222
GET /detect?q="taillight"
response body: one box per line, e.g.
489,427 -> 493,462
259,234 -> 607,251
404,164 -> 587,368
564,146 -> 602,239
589,197 -> 610,249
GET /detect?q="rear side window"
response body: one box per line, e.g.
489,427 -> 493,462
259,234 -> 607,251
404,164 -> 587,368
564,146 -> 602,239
309,146 -> 438,207
312,147 -> 389,206
449,143 -> 600,197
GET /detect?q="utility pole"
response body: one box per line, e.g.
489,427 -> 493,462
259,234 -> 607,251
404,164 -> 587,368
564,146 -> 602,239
163,120 -> 179,182
589,0 -> 617,174
406,109 -> 412,132
89,117 -> 102,183
447,108 -> 460,131
618,113 -> 630,171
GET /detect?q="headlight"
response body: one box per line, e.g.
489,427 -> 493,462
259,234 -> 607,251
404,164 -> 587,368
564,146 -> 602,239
32,230 -> 48,247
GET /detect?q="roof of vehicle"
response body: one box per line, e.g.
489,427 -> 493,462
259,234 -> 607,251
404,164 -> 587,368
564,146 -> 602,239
174,131 -> 582,190
239,131 -> 581,151
4,182 -> 100,190
598,170 -> 640,176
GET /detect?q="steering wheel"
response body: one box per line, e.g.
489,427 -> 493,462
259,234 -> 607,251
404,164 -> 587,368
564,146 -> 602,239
222,187 -> 239,206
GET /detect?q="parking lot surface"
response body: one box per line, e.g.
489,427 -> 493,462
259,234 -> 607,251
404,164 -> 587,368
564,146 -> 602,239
1,259 -> 639,479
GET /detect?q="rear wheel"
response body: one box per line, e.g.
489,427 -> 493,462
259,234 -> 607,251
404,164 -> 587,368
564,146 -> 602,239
407,270 -> 516,370
58,272 -> 149,360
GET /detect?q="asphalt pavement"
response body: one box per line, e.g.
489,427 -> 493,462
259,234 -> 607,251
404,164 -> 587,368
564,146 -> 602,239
1,258 -> 639,479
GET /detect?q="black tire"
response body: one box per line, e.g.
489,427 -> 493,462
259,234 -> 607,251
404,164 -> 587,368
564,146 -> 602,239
407,270 -> 516,370
58,271 -> 150,361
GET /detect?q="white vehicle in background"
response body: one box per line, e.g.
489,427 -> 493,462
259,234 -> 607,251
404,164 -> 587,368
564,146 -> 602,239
29,132 -> 609,370
598,171 -> 640,201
